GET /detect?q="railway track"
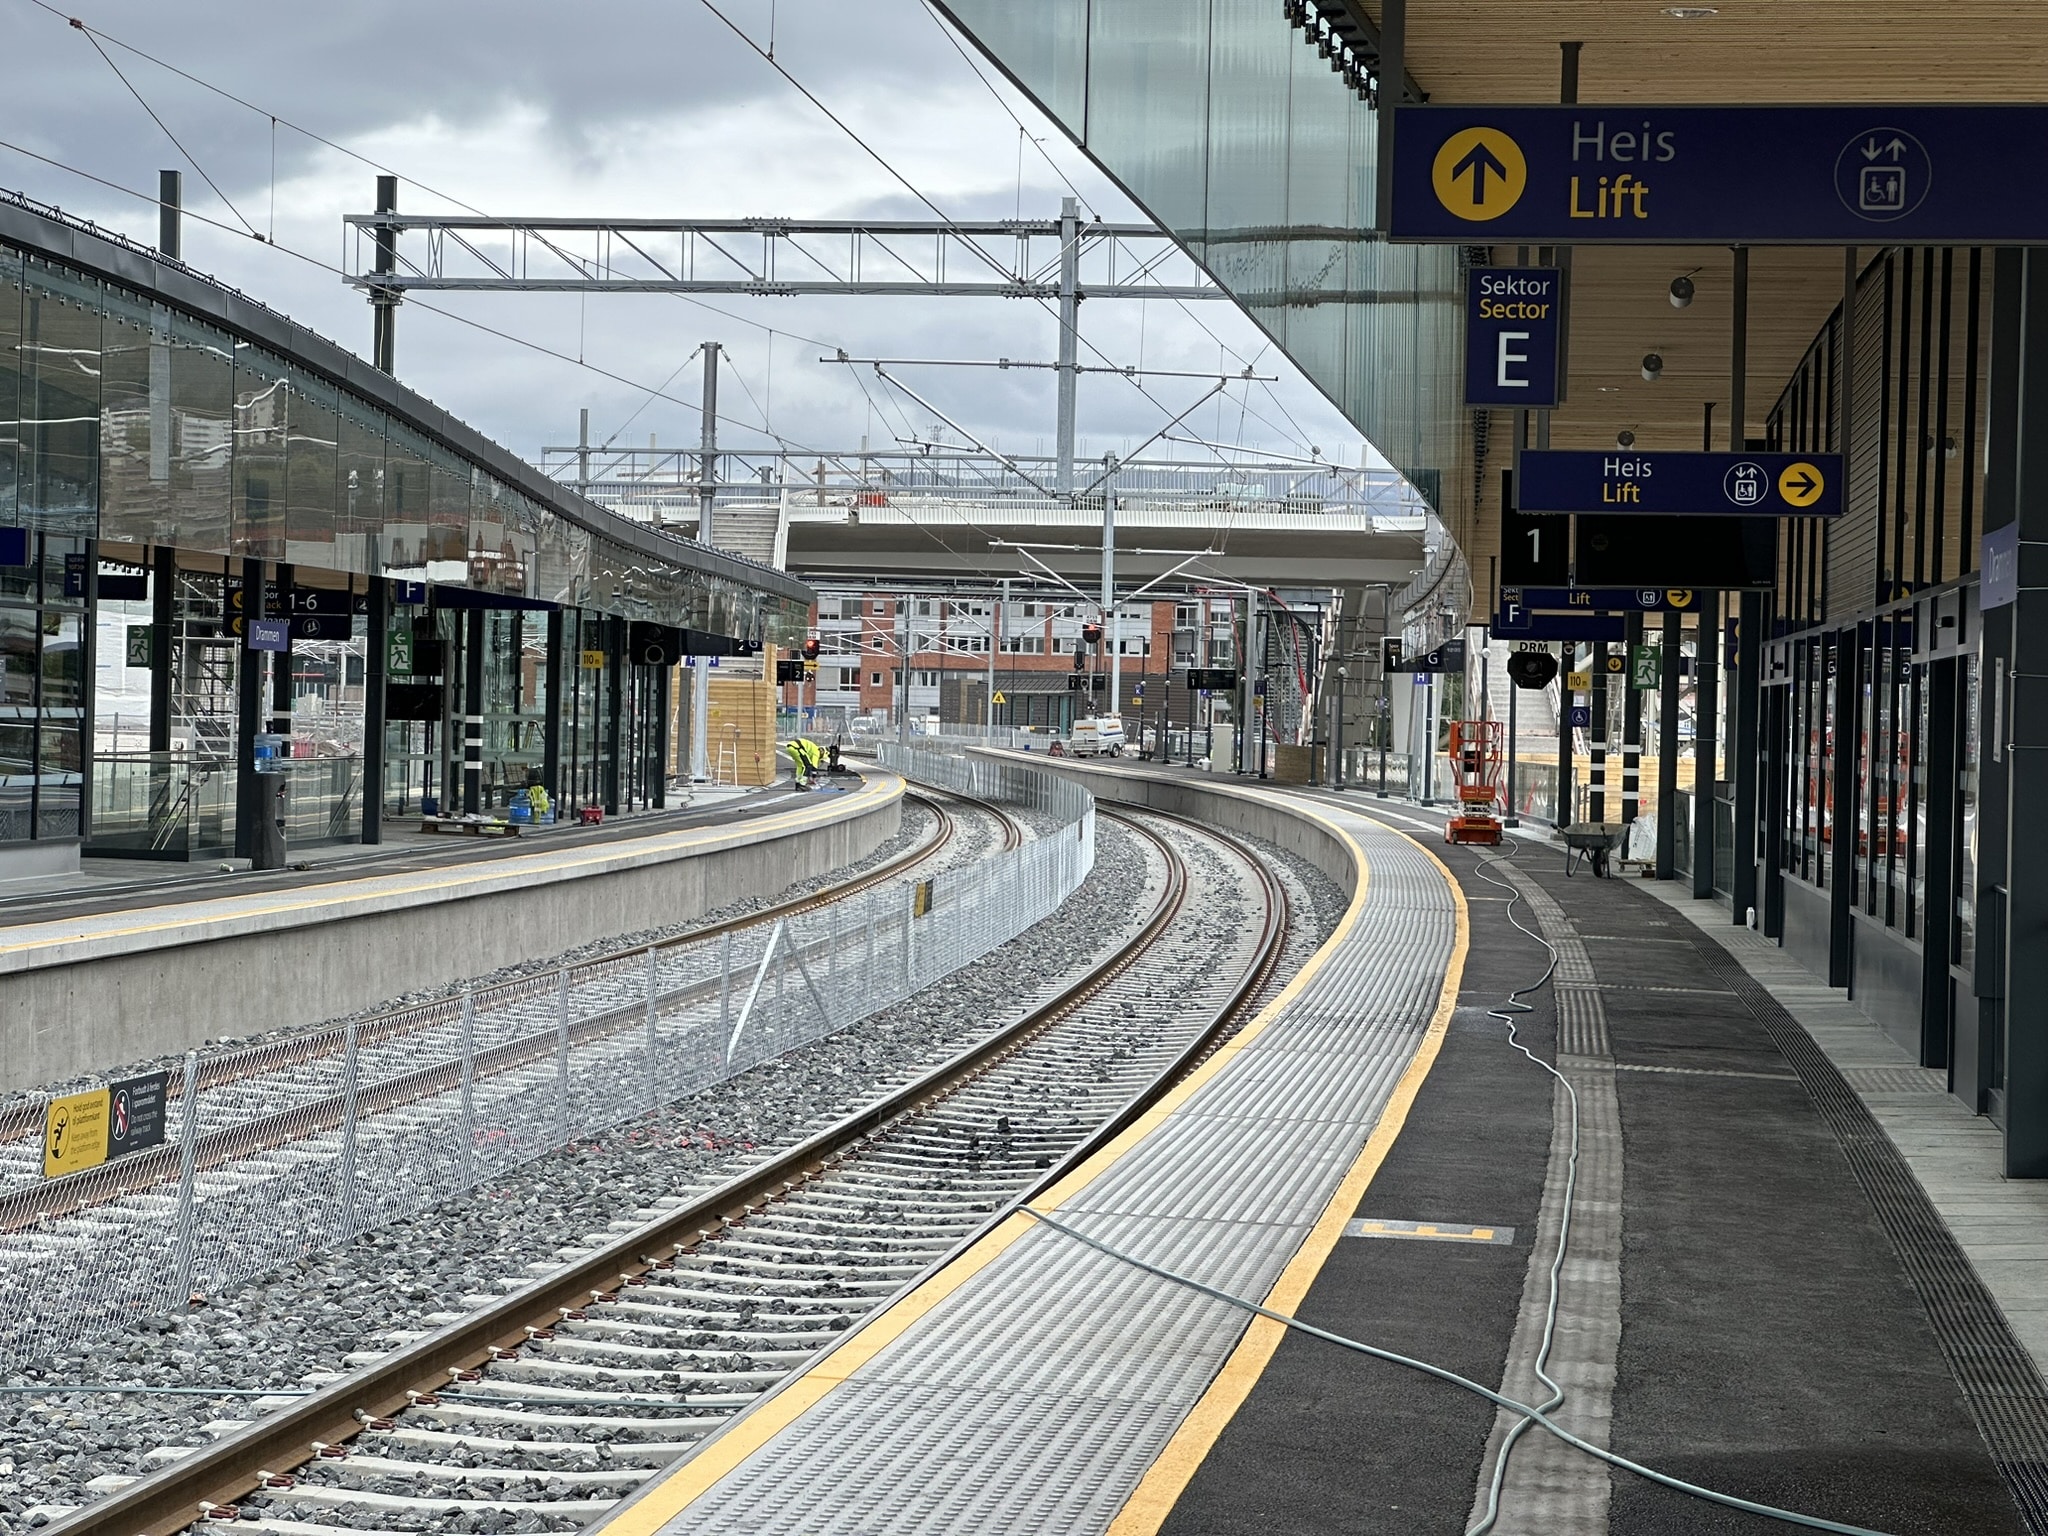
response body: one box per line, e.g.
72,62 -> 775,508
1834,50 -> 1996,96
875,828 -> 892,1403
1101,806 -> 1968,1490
46,807 -> 1292,1536
0,782 -> 989,1152
0,785 -> 1026,1377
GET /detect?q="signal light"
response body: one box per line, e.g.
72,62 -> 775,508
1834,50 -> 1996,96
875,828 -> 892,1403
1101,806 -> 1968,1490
801,637 -> 821,662
1081,621 -> 1104,647
1506,651 -> 1560,690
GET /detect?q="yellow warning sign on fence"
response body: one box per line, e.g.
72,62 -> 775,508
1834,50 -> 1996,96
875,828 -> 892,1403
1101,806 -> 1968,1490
44,1088 -> 110,1178
991,690 -> 1007,705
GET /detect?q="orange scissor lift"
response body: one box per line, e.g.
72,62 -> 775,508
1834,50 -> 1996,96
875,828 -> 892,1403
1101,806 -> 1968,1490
1445,719 -> 1505,846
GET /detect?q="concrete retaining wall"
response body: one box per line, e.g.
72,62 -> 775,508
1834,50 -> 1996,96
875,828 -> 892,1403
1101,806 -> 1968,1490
969,753 -> 1360,895
0,775 -> 902,1094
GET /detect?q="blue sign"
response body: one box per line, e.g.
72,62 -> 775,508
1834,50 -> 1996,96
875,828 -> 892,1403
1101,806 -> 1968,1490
1503,586 -> 1706,614
1518,450 -> 1842,518
1983,522 -> 2019,611
63,553 -> 87,598
247,618 -> 290,653
1568,705 -> 1592,729
393,580 -> 427,605
1391,106 -> 2048,244
1466,267 -> 1561,408
0,527 -> 24,566
1491,608 -> 1624,642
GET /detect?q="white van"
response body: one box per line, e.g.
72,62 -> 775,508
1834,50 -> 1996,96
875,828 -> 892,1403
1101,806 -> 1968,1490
1069,715 -> 1127,757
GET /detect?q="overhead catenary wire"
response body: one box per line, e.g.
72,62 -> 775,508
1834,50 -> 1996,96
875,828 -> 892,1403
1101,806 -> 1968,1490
696,0 -> 1264,482
0,141 -> 827,459
71,23 -> 262,240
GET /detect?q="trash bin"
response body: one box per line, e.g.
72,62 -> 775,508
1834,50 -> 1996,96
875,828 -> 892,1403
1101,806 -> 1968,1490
250,770 -> 288,870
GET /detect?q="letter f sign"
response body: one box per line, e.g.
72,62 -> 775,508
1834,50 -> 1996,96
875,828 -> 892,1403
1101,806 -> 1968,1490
1497,330 -> 1530,388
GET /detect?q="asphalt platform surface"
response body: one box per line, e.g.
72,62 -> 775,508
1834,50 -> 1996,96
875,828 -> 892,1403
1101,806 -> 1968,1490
1156,805 -> 2026,1536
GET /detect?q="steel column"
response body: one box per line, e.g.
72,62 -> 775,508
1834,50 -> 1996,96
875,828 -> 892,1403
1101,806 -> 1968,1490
1056,197 -> 1080,498
1656,608 -> 1680,878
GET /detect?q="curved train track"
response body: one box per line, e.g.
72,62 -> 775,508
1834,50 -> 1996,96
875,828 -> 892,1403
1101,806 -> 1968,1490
46,806 -> 1294,1536
0,783 -> 1005,1234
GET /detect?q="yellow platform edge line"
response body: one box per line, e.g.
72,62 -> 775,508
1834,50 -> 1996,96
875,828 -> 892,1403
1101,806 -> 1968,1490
1101,810 -> 1470,1536
595,791 -> 1454,1536
0,773 -> 902,961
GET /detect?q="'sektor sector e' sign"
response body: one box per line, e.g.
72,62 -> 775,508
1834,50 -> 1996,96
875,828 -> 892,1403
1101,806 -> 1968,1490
1466,267 -> 1561,407
1392,105 -> 2048,244
1517,450 -> 1844,518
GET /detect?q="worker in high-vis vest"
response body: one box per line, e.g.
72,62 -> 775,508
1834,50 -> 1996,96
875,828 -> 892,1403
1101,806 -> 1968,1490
786,737 -> 825,788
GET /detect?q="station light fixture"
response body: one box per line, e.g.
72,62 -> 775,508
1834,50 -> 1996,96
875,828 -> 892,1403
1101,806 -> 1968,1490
1669,274 -> 1696,309
1616,430 -> 1637,449
1641,352 -> 1665,382
1663,5 -> 1719,16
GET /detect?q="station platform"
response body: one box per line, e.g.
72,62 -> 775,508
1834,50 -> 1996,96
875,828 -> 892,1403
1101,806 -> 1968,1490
586,766 -> 2047,1536
0,770 -> 900,1095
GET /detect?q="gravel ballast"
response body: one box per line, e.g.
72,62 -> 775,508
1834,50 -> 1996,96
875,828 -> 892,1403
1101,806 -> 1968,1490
2,808 -> 1348,1529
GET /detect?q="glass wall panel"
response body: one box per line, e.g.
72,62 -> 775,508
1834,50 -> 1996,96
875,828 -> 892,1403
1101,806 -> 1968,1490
940,0 -> 1088,131
1085,0 -> 1211,233
427,445 -> 472,573
383,422 -> 432,578
165,312 -> 235,556
232,342 -> 289,560
336,395 -> 388,575
0,250 -> 22,527
284,369 -> 340,568
19,262 -> 101,536
97,287 -> 165,546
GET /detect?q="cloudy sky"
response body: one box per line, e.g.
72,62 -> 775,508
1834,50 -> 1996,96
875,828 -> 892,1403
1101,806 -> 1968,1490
3,0 -> 1365,474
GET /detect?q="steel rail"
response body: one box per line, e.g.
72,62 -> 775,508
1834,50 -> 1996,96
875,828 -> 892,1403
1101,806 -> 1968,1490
0,783 -> 970,1153
45,806 -> 1288,1536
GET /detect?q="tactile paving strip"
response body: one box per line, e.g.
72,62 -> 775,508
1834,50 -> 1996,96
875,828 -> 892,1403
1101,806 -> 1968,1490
655,803 -> 1459,1536
1686,930 -> 2048,1532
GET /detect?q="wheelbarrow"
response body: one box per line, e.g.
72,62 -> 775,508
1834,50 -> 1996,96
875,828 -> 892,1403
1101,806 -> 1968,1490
1563,822 -> 1617,878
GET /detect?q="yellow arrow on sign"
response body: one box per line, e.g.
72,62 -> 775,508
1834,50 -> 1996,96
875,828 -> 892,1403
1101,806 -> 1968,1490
1431,127 -> 1527,222
1778,461 -> 1826,508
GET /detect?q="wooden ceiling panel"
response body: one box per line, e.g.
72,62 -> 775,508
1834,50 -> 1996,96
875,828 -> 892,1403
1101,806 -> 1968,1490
1528,244 -> 1845,453
1396,3 -> 2048,107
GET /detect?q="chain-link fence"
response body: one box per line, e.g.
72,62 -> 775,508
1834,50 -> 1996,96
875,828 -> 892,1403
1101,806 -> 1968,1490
0,750 -> 1092,1371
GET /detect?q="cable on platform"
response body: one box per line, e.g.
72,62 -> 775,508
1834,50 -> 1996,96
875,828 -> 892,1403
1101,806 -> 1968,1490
1019,1205 -> 1898,1536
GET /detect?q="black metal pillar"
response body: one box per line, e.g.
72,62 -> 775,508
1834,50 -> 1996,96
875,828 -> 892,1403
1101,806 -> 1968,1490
362,577 -> 387,844
371,176 -> 398,374
269,562 -> 294,740
1692,605 -> 1721,898
1761,669 -> 1788,940
1920,655 -> 1959,1068
1623,610 -> 1643,827
1589,641 -> 1608,821
1732,590 -> 1765,929
653,663 -> 670,809
233,557 -> 263,859
1558,641 -> 1576,825
462,607 -> 485,815
148,545 -> 174,753
1656,608 -> 1680,878
1997,247 -> 2048,1174
604,618 -> 623,815
1826,630 -> 1859,981
543,609 -> 564,803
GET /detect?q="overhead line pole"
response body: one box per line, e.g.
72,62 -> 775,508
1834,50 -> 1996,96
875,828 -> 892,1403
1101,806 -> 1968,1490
1056,196 -> 1081,499
690,342 -> 720,783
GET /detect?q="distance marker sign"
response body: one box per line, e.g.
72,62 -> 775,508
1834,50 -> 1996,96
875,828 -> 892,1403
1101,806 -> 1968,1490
1392,105 -> 2048,244
1517,450 -> 1842,518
